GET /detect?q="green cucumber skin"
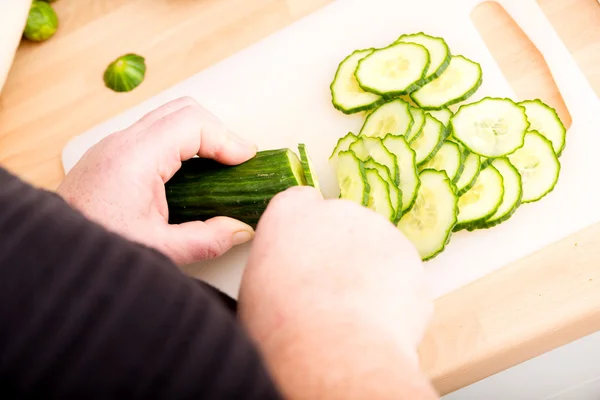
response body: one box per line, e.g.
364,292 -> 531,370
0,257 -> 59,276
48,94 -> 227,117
452,144 -> 468,184
419,169 -> 459,262
519,99 -> 567,157
517,131 -> 562,204
453,165 -> 504,232
355,43 -> 431,97
480,157 -> 493,169
166,149 -> 305,229
410,55 -> 483,110
396,32 -> 452,85
330,49 -> 386,114
479,161 -> 523,229
416,119 -> 451,167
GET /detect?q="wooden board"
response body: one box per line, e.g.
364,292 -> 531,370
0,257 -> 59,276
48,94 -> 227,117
1,0 -> 600,395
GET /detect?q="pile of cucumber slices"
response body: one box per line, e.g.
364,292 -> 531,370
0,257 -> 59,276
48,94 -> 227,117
328,32 -> 566,261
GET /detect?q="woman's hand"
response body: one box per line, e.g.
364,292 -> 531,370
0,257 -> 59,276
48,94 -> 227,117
57,96 -> 258,265
238,186 -> 437,400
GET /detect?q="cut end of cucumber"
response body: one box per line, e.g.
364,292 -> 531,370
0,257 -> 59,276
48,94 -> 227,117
410,114 -> 446,165
451,97 -> 529,158
287,149 -> 308,186
397,169 -> 458,261
482,157 -> 523,228
298,143 -> 321,192
365,168 -> 395,221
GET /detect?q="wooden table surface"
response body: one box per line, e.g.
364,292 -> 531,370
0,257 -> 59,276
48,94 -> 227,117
1,0 -> 600,395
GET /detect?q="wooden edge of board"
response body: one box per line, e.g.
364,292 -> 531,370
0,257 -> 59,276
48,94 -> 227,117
419,221 -> 600,395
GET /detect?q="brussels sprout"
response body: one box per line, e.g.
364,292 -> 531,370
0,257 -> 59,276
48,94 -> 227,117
23,1 -> 58,42
103,54 -> 147,93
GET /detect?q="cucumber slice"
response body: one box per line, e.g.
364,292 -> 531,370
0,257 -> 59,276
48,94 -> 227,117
481,158 -> 523,228
359,99 -> 413,138
406,106 -> 426,143
396,32 -> 451,84
426,108 -> 453,127
455,151 -> 481,196
507,131 -> 560,203
397,169 -> 458,261
364,157 -> 402,221
410,55 -> 482,110
410,114 -> 446,165
336,150 -> 369,206
382,134 -> 420,213
365,168 -> 395,221
355,42 -> 430,96
420,141 -> 465,182
451,97 -> 530,158
454,165 -> 504,231
519,99 -> 566,156
298,144 -> 321,191
330,49 -> 385,114
350,136 -> 399,185
330,132 -> 358,160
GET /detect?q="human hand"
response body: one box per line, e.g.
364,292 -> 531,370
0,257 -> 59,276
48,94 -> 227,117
57,96 -> 258,265
238,187 -> 436,399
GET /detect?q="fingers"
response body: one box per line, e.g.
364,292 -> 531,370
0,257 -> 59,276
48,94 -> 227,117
131,96 -> 199,132
161,216 -> 255,265
134,99 -> 257,182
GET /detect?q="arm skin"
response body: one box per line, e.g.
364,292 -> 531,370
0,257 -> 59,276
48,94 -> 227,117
0,168 -> 282,400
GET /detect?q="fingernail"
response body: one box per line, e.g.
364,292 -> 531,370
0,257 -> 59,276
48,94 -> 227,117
232,229 -> 254,245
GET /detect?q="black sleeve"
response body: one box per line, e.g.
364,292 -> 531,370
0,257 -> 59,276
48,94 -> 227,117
0,168 -> 282,400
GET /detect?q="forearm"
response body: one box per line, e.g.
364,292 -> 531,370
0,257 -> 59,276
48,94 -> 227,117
253,315 -> 439,400
0,168 -> 280,399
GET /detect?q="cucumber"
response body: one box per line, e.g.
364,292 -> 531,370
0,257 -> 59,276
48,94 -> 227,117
336,150 -> 369,206
451,97 -> 530,158
426,108 -> 453,127
364,157 -> 402,221
406,106 -> 426,143
410,114 -> 446,165
481,158 -> 522,228
330,132 -> 358,161
454,164 -> 504,231
397,169 -> 458,261
420,141 -> 465,182
350,136 -> 399,185
298,143 -> 321,191
519,99 -> 566,156
365,168 -> 395,221
507,131 -> 560,203
382,134 -> 420,213
396,32 -> 451,84
455,151 -> 481,196
410,55 -> 482,110
355,42 -> 430,96
359,98 -> 413,138
330,49 -> 385,114
166,149 -> 307,228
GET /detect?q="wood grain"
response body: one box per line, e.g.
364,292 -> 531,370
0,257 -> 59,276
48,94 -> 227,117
1,0 -> 600,396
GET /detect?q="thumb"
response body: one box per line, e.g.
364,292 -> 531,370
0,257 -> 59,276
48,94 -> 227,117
161,217 -> 254,265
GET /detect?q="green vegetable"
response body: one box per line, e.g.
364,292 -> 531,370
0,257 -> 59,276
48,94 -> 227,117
327,31 -> 567,260
298,144 -> 321,192
23,1 -> 58,42
397,169 -> 458,261
336,150 -> 370,206
103,53 -> 147,93
165,149 -> 307,228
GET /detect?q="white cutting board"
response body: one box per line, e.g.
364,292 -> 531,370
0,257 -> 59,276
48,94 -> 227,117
62,0 -> 600,300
